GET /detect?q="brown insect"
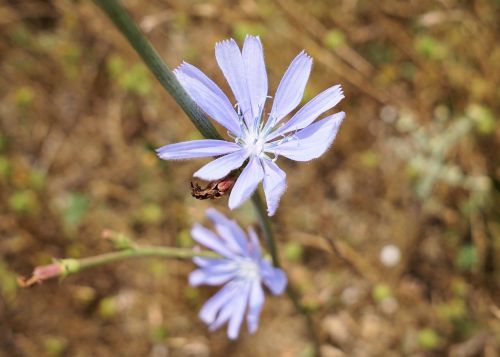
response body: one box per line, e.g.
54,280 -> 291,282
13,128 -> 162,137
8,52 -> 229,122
190,174 -> 236,200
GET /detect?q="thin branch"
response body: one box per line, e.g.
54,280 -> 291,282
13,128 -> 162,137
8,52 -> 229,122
19,245 -> 219,287
323,235 -> 365,279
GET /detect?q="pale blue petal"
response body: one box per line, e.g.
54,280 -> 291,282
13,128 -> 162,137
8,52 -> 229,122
193,256 -> 217,268
242,35 -> 268,123
227,282 -> 251,339
268,85 -> 344,140
215,39 -> 253,126
246,280 -> 265,334
191,224 -> 236,258
194,149 -> 248,181
156,140 -> 240,160
208,303 -> 235,333
268,112 -> 345,162
192,209 -> 289,338
228,156 -> 264,210
175,63 -> 241,135
206,208 -> 249,255
262,160 -> 287,216
247,227 -> 261,260
269,51 -> 313,124
261,260 -> 287,295
199,282 -> 239,324
189,264 -> 237,286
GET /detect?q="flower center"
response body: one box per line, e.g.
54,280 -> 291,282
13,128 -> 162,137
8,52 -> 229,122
238,130 -> 266,157
236,258 -> 260,281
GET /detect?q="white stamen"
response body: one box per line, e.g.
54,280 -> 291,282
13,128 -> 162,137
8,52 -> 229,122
237,258 -> 260,281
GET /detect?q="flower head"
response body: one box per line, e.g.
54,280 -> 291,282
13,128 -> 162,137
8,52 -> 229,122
189,208 -> 287,339
157,36 -> 345,215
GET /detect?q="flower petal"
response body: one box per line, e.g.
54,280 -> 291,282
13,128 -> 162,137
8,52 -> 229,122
246,280 -> 265,334
242,35 -> 268,124
268,112 -> 345,162
215,39 -> 253,126
193,256 -> 217,268
268,85 -> 344,140
156,140 -> 240,160
228,156 -> 264,210
189,263 -> 237,286
262,160 -> 287,216
261,261 -> 288,295
206,281 -> 251,339
199,281 -> 239,324
226,282 -> 251,339
269,51 -> 313,124
194,149 -> 248,181
175,62 -> 241,135
206,208 -> 249,255
191,224 -> 236,258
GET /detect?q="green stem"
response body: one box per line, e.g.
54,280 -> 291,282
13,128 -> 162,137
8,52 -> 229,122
20,246 -> 220,287
92,0 -> 221,140
251,193 -> 279,266
66,246 -> 219,275
251,193 -> 320,356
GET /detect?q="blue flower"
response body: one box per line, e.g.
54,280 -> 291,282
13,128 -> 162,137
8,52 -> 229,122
157,36 -> 345,215
189,208 -> 287,339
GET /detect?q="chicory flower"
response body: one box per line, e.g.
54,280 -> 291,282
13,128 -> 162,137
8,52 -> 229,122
189,208 -> 287,339
157,36 -> 345,215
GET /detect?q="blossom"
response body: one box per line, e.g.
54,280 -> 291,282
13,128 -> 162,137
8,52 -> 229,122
157,36 -> 345,215
189,208 -> 287,339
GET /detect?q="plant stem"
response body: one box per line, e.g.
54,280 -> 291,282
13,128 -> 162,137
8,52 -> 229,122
71,246 -> 219,272
251,193 -> 279,266
19,246 -> 219,287
93,0 -> 221,140
251,193 -> 320,356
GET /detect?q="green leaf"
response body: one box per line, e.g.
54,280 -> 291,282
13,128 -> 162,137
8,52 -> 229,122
372,283 -> 392,302
415,35 -> 448,60
8,190 -> 39,215
455,245 -> 478,271
323,30 -> 346,51
284,242 -> 303,262
60,193 -> 90,231
15,86 -> 35,108
418,328 -> 440,350
136,203 -> 163,224
466,104 -> 495,134
0,156 -> 11,181
43,336 -> 68,356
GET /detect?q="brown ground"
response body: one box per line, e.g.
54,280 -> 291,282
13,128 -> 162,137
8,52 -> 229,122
1,0 -> 499,356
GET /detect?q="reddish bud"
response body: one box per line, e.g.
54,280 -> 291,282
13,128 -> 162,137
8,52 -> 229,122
18,262 -> 63,287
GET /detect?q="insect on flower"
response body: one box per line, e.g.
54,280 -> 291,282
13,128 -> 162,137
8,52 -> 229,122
190,173 -> 237,200
189,208 -> 287,339
157,35 -> 345,215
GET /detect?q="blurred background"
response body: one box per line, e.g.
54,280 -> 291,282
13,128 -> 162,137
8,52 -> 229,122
1,0 -> 499,356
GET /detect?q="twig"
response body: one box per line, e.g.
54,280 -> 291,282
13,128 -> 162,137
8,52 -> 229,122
322,235 -> 365,279
18,245 -> 219,287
